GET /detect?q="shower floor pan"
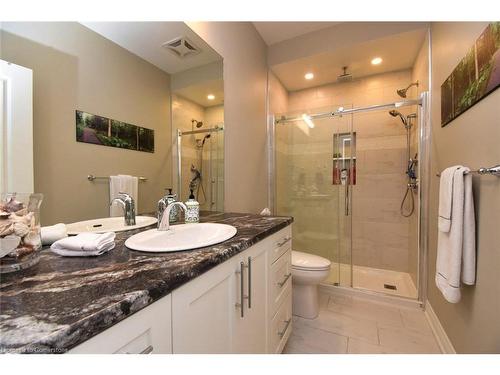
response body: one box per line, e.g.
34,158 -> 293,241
325,263 -> 418,299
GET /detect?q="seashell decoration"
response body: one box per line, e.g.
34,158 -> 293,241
0,194 -> 42,260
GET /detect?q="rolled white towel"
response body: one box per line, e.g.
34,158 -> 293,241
41,223 -> 68,246
50,232 -> 116,257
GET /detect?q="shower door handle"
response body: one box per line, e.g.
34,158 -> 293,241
344,171 -> 350,216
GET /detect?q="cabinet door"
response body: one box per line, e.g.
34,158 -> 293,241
232,242 -> 268,353
171,259 -> 236,353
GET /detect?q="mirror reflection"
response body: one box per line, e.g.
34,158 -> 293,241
0,22 -> 224,226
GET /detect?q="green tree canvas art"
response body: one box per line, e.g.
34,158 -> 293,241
441,22 -> 500,126
75,110 -> 154,153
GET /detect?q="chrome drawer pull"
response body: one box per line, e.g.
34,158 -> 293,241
140,345 -> 154,354
277,273 -> 292,288
278,319 -> 291,338
277,236 -> 292,247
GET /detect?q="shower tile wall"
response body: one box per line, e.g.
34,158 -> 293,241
285,70 -> 419,275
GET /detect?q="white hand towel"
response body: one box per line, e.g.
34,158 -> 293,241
41,223 -> 68,246
50,232 -> 116,257
438,166 -> 460,233
110,175 -> 138,217
436,166 -> 476,303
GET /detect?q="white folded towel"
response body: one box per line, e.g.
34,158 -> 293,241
50,232 -> 116,257
110,175 -> 138,217
438,166 -> 459,233
41,223 -> 68,246
436,166 -> 476,303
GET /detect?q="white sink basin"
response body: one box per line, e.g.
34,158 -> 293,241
124,223 -> 237,253
66,216 -> 158,235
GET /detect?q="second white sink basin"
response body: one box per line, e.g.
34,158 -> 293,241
66,216 -> 158,235
124,223 -> 237,252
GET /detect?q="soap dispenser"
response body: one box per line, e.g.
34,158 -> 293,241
158,188 -> 179,226
184,189 -> 200,223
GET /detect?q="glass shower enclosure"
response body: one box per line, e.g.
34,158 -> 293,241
176,125 -> 224,212
271,96 -> 428,302
274,109 -> 354,288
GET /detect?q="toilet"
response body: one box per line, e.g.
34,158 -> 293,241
291,250 -> 331,319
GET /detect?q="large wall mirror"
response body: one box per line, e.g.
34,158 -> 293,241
0,22 -> 224,226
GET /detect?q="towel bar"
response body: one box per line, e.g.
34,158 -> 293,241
436,165 -> 500,177
87,174 -> 147,182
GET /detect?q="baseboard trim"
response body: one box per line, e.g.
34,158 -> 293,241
424,300 -> 456,354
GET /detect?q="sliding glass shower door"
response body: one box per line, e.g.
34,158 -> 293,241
274,109 -> 353,287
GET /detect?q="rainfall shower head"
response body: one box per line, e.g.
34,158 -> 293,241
396,81 -> 419,98
337,66 -> 352,83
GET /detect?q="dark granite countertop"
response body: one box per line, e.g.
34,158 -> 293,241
0,212 -> 293,354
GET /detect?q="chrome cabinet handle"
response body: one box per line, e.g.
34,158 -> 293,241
345,171 -> 350,216
235,261 -> 246,318
278,319 -> 291,338
140,345 -> 154,354
247,256 -> 252,309
277,236 -> 291,247
277,273 -> 292,288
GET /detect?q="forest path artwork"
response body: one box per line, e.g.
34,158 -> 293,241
441,22 -> 500,126
76,110 -> 154,153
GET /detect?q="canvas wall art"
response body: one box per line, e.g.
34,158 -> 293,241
76,110 -> 154,153
441,22 -> 500,127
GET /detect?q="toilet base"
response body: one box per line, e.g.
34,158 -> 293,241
292,283 -> 319,319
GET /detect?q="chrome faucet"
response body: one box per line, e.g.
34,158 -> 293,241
158,201 -> 187,231
110,192 -> 136,226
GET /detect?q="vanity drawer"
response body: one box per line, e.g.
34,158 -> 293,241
269,249 -> 292,318
68,294 -> 172,354
268,226 -> 292,264
269,290 -> 292,354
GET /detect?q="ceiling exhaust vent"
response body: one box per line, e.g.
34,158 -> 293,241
162,37 -> 201,58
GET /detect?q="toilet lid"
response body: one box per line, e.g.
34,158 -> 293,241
292,250 -> 331,271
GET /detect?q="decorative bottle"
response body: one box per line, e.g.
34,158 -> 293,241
184,190 -> 200,223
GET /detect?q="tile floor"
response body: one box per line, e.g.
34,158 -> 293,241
325,263 -> 418,298
283,293 -> 441,354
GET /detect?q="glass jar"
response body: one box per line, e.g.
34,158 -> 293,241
0,193 -> 43,273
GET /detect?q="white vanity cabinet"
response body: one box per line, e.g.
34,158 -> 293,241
171,225 -> 292,354
69,225 -> 292,354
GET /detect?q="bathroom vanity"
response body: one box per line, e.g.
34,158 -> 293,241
0,212 -> 293,354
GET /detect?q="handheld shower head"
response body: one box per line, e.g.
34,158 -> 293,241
396,81 -> 419,98
389,110 -> 408,127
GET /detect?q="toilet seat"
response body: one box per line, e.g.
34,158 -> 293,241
292,250 -> 331,271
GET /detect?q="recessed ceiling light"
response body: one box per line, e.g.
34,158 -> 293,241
371,57 -> 383,65
207,94 -> 215,100
304,72 -> 314,80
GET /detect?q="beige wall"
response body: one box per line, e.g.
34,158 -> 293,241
428,22 -> 500,353
282,70 -> 419,275
186,22 -> 268,214
1,23 -> 172,226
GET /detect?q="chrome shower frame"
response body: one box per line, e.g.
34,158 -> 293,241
267,92 -> 431,307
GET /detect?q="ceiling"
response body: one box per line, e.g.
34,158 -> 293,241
81,22 -> 222,74
175,80 -> 224,107
271,29 -> 427,91
253,22 -> 341,46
